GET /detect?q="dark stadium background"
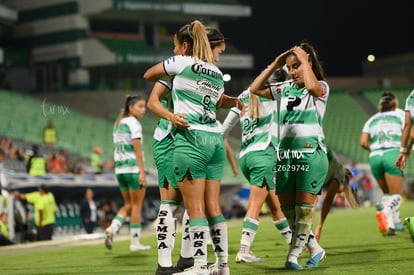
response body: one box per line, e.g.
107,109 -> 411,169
221,0 -> 412,77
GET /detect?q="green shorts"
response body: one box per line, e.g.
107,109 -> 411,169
240,146 -> 276,189
173,129 -> 225,181
116,173 -> 141,191
275,149 -> 328,195
153,136 -> 178,189
369,148 -> 403,179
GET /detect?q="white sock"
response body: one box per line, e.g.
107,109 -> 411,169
190,223 -> 209,268
294,205 -> 313,248
390,194 -> 402,225
157,203 -> 178,267
209,215 -> 228,265
180,210 -> 193,258
307,230 -> 323,257
287,244 -> 302,264
382,195 -> 396,229
381,195 -> 391,208
274,217 -> 292,244
130,224 -> 141,246
239,217 -> 259,254
110,215 -> 124,234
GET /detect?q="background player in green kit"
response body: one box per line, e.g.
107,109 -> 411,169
144,20 -> 242,275
249,42 -> 329,270
221,68 -> 292,264
361,92 -> 405,235
105,94 -> 151,252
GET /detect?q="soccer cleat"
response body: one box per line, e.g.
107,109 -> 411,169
177,256 -> 194,271
305,249 -> 326,268
375,209 -> 388,236
130,243 -> 152,251
172,265 -> 209,275
208,263 -> 230,275
235,251 -> 263,263
387,228 -> 396,236
104,228 -> 113,250
285,261 -> 303,270
404,217 -> 414,242
156,264 -> 180,275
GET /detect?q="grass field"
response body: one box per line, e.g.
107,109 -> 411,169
1,201 -> 414,275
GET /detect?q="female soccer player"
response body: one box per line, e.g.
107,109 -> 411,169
105,94 -> 151,252
249,43 -> 329,269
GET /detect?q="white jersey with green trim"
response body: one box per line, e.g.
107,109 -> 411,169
270,80 -> 329,153
113,116 -> 143,174
153,78 -> 174,141
235,89 -> 277,158
362,108 -> 405,155
404,89 -> 414,119
163,55 -> 224,133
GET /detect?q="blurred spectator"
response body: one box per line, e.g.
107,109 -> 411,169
27,145 -> 47,176
0,212 -> 15,246
334,194 -> 346,207
0,136 -> 12,155
15,147 -> 26,162
82,158 -> 96,175
7,143 -> 20,160
349,161 -> 362,205
47,151 -> 66,174
90,147 -> 103,175
97,200 -> 116,230
221,205 -> 233,220
43,120 -> 57,147
71,158 -> 85,175
103,159 -> 115,173
58,149 -> 71,172
13,184 -> 58,241
13,198 -> 31,243
0,137 -> 25,161
231,199 -> 247,218
361,172 -> 374,206
79,188 -> 98,234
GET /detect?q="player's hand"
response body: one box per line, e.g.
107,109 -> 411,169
396,153 -> 407,170
139,173 -> 147,187
172,114 -> 190,129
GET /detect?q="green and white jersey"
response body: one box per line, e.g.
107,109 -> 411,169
404,89 -> 414,120
362,108 -> 405,156
113,116 -> 143,174
222,89 -> 277,158
153,99 -> 174,141
164,55 -> 224,133
153,78 -> 174,141
270,81 -> 329,153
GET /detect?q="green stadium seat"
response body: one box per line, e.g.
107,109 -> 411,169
324,90 -> 370,163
